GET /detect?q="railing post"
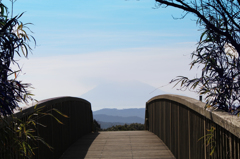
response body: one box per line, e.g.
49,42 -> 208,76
204,118 -> 207,159
177,103 -> 180,159
144,102 -> 148,130
188,109 -> 191,159
169,101 -> 171,151
199,95 -> 202,102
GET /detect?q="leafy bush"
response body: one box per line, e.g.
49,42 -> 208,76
102,123 -> 144,131
155,0 -> 240,111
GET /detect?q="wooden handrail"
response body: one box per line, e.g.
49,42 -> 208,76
145,94 -> 240,159
1,96 -> 93,159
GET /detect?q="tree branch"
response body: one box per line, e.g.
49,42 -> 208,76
155,0 -> 240,53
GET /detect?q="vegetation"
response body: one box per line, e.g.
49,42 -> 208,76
198,126 -> 216,156
101,123 -> 144,131
0,1 -> 35,116
0,105 -> 67,158
0,1 -> 67,158
154,0 -> 240,112
154,0 -> 240,156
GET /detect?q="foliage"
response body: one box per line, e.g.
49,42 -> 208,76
0,105 -> 68,158
101,123 -> 144,131
0,1 -> 38,157
171,30 -> 240,111
0,1 -> 67,158
0,1 -> 35,116
155,0 -> 240,111
155,0 -> 240,52
198,126 -> 216,156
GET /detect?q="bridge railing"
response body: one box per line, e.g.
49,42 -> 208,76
2,96 -> 93,159
145,94 -> 240,159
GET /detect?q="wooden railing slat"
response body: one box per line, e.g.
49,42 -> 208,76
145,94 -> 240,159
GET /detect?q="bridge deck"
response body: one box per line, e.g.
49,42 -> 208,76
59,131 -> 175,159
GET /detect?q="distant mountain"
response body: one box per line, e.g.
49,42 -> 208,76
80,80 -> 166,111
93,108 -> 146,129
94,114 -> 144,124
93,108 -> 145,118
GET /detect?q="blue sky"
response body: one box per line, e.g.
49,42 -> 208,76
6,0 -> 202,108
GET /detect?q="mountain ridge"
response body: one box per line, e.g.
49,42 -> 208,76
81,80 -> 166,111
93,108 -> 145,118
93,108 -> 146,129
93,114 -> 144,124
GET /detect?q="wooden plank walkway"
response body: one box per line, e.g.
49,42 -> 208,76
59,131 -> 175,159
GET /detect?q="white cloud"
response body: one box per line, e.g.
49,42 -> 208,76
14,46 -> 201,103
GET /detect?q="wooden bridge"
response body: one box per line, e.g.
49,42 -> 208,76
59,131 -> 175,159
2,95 -> 240,159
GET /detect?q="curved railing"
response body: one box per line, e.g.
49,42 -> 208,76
145,94 -> 240,159
13,96 -> 93,159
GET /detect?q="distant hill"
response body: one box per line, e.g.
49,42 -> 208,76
93,108 -> 145,118
94,114 -> 144,124
80,80 -> 166,111
93,108 -> 146,129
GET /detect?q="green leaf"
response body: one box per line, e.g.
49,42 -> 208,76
52,108 -> 68,118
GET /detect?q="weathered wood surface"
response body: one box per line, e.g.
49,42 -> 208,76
59,131 -> 175,159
